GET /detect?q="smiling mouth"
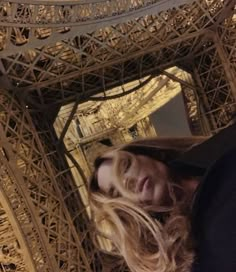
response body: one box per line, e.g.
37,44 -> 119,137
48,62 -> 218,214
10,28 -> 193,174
137,177 -> 150,193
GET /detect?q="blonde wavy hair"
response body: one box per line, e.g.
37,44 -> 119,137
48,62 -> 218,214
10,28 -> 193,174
89,137 -> 206,272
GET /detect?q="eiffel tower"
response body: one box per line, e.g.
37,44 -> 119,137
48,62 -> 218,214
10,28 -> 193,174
0,0 -> 235,271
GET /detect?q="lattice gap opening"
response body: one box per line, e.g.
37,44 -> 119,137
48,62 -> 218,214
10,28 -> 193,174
53,66 -> 201,252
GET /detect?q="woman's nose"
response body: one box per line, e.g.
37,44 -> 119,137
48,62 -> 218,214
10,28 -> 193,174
125,177 -> 137,192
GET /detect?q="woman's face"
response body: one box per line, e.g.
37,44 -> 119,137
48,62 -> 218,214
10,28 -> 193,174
96,152 -> 171,206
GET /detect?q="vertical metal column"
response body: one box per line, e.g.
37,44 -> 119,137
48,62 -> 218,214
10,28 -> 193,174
213,33 -> 236,100
192,66 -> 218,131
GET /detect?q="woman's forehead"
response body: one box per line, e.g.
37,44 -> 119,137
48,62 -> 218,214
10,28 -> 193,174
101,149 -> 119,158
97,161 -> 114,192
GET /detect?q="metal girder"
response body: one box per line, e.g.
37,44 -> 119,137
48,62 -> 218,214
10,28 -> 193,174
30,109 -> 103,271
215,0 -> 236,25
24,59 -> 189,107
214,33 -> 236,100
0,0 -> 195,27
0,91 -> 96,271
0,0 -> 196,56
58,101 -> 79,143
193,29 -> 236,131
0,0 -> 225,85
0,166 -> 36,272
21,31 -> 205,91
0,2 -> 235,271
0,0 -> 230,109
3,30 -> 205,108
117,75 -> 171,128
192,64 -> 219,131
0,1 -> 235,271
2,13 -> 210,90
160,69 -> 196,90
0,123 -> 57,272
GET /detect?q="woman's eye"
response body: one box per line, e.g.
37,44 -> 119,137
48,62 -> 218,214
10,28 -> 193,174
123,159 -> 131,173
113,190 -> 119,197
108,187 -> 119,197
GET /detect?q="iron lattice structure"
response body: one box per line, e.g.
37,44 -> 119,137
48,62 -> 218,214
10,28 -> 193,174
0,0 -> 236,271
0,90 -> 102,271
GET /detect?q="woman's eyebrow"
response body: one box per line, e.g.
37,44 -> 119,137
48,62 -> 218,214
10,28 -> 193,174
102,158 -> 113,166
108,186 -> 114,195
108,186 -> 119,197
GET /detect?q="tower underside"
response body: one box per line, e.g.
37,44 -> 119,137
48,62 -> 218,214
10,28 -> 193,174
0,0 -> 235,271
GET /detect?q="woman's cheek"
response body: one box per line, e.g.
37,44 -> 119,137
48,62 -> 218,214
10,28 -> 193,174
153,183 -> 170,206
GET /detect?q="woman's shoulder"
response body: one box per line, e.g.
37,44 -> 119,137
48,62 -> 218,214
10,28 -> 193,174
176,122 -> 236,170
192,146 -> 236,224
168,123 -> 236,181
191,147 -> 236,272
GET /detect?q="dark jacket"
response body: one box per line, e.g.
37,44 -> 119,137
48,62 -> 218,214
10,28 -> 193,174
171,122 -> 236,174
173,123 -> 236,271
191,148 -> 236,271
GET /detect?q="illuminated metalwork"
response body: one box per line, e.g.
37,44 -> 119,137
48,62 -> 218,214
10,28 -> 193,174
0,91 -> 101,271
0,0 -> 235,271
0,0 -> 201,54
193,29 -> 236,131
0,0 -> 233,106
